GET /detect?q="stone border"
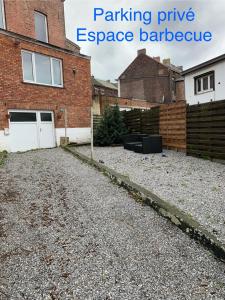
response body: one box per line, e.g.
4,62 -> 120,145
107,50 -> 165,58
0,151 -> 7,167
63,146 -> 225,261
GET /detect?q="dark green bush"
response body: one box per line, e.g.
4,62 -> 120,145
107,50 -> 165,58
94,104 -> 127,146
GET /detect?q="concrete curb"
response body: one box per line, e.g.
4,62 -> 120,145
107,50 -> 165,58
0,151 -> 7,166
63,146 -> 225,261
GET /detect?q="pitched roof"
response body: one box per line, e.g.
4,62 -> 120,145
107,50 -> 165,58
182,53 -> 225,75
175,77 -> 184,82
65,38 -> 80,52
92,78 -> 118,90
118,53 -> 182,79
164,62 -> 183,73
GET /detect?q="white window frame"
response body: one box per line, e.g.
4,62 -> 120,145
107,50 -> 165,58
21,50 -> 63,88
195,73 -> 214,95
0,0 -> 6,29
34,11 -> 48,43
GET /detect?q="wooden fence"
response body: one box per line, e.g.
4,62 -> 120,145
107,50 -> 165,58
94,100 -> 225,161
141,108 -> 160,135
123,107 -> 160,135
160,102 -> 187,151
187,100 -> 225,160
122,110 -> 142,133
123,103 -> 186,151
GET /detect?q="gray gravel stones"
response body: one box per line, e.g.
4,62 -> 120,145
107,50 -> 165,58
0,148 -> 225,299
76,146 -> 225,245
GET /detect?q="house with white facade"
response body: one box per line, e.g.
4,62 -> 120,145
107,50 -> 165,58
182,54 -> 225,105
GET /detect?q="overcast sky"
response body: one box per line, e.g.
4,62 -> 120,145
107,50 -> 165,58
64,0 -> 225,81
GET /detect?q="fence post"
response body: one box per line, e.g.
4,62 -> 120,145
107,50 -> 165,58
140,110 -> 143,133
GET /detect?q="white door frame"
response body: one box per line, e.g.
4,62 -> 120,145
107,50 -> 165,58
37,110 -> 56,148
8,109 -> 56,149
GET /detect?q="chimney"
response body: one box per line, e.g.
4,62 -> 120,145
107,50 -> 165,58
137,49 -> 146,56
163,58 -> 171,66
177,66 -> 183,71
153,56 -> 161,63
106,80 -> 111,83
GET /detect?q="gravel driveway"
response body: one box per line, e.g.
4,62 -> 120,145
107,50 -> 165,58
0,148 -> 225,299
76,146 -> 225,245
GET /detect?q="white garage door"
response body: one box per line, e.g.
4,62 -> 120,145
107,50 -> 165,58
9,110 -> 56,152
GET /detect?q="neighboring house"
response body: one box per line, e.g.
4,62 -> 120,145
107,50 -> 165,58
175,78 -> 186,102
118,49 -> 184,103
92,77 -> 118,115
0,0 -> 92,152
182,54 -> 225,104
93,95 -> 158,115
92,77 -> 157,115
92,77 -> 118,97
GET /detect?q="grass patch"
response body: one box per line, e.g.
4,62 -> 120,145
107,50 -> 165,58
0,151 -> 7,167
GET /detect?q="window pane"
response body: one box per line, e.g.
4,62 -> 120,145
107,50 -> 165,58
10,112 -> 37,122
52,59 -> 62,86
203,77 -> 208,90
35,53 -> 52,85
210,74 -> 214,89
22,52 -> 34,81
0,0 -> 5,29
35,12 -> 48,42
41,113 -> 52,122
197,79 -> 201,92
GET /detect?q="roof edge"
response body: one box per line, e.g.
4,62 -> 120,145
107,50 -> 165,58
0,28 -> 90,60
118,52 -> 181,80
182,53 -> 225,76
65,38 -> 80,51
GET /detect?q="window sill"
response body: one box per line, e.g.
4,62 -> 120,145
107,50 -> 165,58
22,81 -> 64,89
196,89 -> 214,95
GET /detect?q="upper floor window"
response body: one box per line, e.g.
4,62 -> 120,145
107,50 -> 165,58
194,72 -> 215,94
34,11 -> 48,43
21,50 -> 63,87
0,0 -> 6,29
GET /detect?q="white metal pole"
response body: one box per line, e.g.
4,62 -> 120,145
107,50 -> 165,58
91,106 -> 94,160
64,108 -> 68,145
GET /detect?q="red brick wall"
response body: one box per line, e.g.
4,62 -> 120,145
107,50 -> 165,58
98,96 -> 158,114
119,54 -> 181,103
175,80 -> 185,102
4,0 -> 66,48
0,33 -> 92,130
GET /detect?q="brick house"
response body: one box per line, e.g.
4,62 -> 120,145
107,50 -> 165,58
0,0 -> 92,152
92,77 -> 118,98
92,76 -> 158,115
118,49 -> 184,104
